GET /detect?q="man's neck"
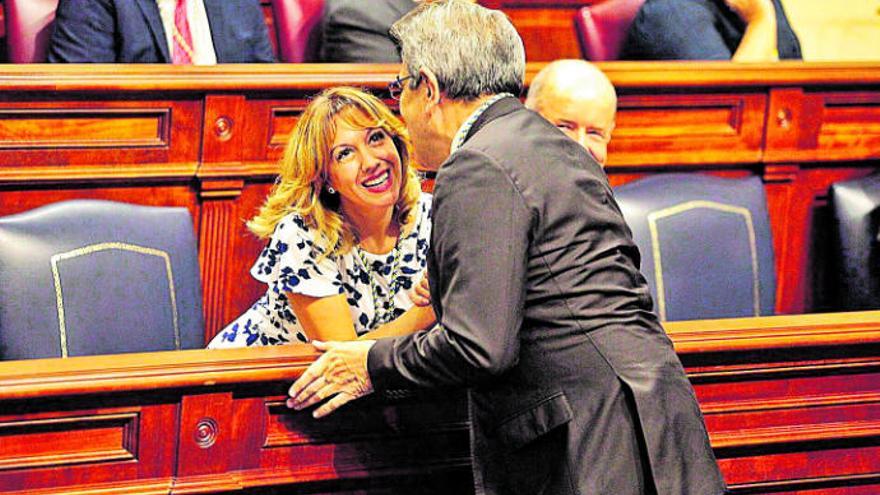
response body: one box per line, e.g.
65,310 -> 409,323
438,94 -> 498,145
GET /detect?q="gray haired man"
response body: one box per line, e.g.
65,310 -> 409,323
289,2 -> 726,493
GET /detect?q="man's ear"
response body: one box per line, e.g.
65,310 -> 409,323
420,69 -> 442,107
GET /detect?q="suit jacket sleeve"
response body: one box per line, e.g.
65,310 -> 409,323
48,0 -> 118,63
368,149 -> 532,390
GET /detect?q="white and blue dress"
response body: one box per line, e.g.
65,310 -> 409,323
209,194 -> 432,347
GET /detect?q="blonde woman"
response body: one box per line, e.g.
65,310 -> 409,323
209,87 -> 434,348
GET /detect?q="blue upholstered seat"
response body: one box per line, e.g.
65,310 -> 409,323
614,174 -> 777,321
0,200 -> 204,359
828,174 -> 880,311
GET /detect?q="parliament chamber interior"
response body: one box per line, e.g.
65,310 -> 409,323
0,0 -> 879,493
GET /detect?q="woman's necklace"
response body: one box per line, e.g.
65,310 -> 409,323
354,234 -> 403,328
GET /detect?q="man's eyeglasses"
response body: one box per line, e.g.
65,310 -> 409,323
388,74 -> 418,101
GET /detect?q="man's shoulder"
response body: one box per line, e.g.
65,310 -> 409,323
325,0 -> 412,25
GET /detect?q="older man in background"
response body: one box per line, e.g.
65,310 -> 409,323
525,59 -> 617,167
288,2 -> 726,493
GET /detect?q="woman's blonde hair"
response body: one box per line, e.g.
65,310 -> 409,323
248,87 -> 421,258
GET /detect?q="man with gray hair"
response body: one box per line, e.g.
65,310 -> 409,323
289,2 -> 726,493
526,59 -> 617,167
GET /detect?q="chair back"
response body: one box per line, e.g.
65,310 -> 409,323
828,174 -> 880,310
575,0 -> 645,61
614,174 -> 777,321
5,0 -> 59,63
271,0 -> 324,62
0,200 -> 205,360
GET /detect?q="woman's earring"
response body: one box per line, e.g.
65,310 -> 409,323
327,185 -> 336,194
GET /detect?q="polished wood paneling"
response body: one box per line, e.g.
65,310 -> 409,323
0,343 -> 471,494
480,1 -> 604,61
0,311 -> 878,493
0,63 -> 877,336
611,92 -> 766,166
667,311 -> 880,493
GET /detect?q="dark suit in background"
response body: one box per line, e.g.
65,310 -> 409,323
368,96 -> 726,494
622,0 -> 801,60
47,0 -> 275,63
319,0 -> 414,62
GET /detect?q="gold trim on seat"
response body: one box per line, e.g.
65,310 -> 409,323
647,200 -> 760,321
50,242 -> 179,357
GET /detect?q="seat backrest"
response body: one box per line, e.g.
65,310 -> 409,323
5,0 -> 59,63
828,174 -> 880,311
271,0 -> 325,63
614,174 -> 777,321
575,0 -> 645,61
0,200 -> 205,360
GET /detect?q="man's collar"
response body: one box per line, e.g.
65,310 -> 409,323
450,93 -> 515,155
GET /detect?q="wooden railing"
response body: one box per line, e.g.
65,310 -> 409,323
0,62 -> 877,338
0,310 -> 878,494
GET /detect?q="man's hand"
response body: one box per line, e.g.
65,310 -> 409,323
409,270 -> 432,307
287,339 -> 376,418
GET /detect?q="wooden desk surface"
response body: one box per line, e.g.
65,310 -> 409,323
1,310 -> 879,493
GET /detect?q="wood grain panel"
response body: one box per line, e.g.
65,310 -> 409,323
504,8 -> 583,61
0,109 -> 167,150
0,401 -> 177,493
268,106 -> 306,149
765,89 -> 880,163
667,312 -> 880,493
608,93 -> 766,167
0,63 -> 878,336
263,394 -> 468,448
0,413 -> 137,471
817,94 -> 880,158
0,312 -> 876,493
0,99 -> 200,183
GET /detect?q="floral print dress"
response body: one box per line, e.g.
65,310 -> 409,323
208,194 -> 432,348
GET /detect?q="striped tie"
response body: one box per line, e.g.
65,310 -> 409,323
172,0 -> 194,64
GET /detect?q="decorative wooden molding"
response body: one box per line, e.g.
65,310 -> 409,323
0,312 -> 877,493
0,346 -> 317,401
664,310 -> 880,354
0,413 -> 139,471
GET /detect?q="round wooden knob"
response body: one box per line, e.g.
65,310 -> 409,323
194,417 -> 218,448
214,117 -> 233,140
776,108 -> 792,130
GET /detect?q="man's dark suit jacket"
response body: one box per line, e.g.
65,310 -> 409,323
622,0 -> 801,60
319,0 -> 414,63
368,97 -> 726,494
47,0 -> 275,63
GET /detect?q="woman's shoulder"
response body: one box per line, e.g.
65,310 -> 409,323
269,212 -> 327,250
253,212 -> 328,274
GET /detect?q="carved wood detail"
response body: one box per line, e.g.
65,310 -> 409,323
0,413 -> 139,471
0,311 -> 876,493
0,63 -> 878,332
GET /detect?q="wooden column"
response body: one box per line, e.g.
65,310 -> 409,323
198,94 -> 249,340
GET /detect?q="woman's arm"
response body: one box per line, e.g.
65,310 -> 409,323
288,293 -> 359,341
359,305 -> 437,340
288,292 -> 437,342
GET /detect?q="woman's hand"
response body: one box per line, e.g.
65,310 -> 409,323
409,270 -> 432,307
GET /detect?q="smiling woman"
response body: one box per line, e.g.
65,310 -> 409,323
208,87 -> 435,348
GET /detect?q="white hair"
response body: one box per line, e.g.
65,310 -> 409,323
390,0 -> 526,100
